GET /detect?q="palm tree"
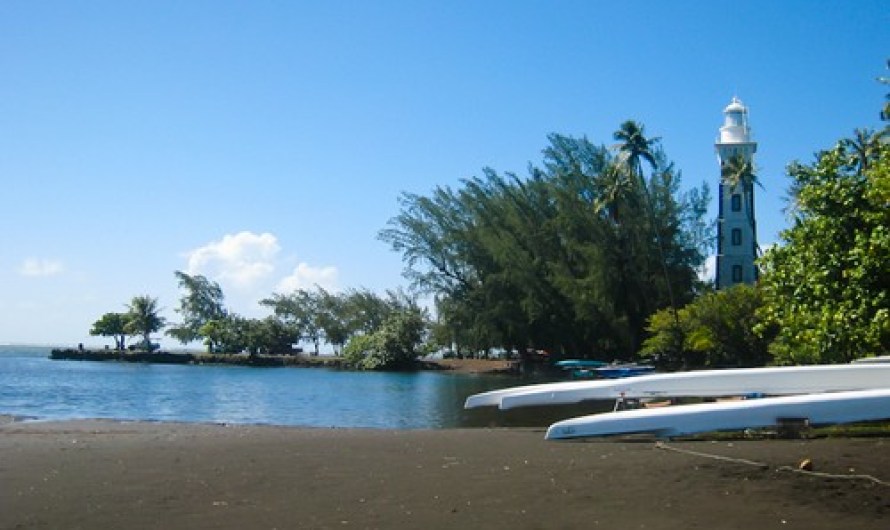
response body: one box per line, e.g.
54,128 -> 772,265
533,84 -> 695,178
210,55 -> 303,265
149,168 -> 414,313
841,128 -> 884,175
612,120 -> 679,345
721,153 -> 760,236
593,163 -> 637,223
612,121 -> 666,271
126,295 -> 166,350
613,120 -> 660,184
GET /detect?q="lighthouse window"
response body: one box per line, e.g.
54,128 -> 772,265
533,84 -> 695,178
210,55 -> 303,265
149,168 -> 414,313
732,265 -> 743,283
731,194 -> 742,212
731,228 -> 742,246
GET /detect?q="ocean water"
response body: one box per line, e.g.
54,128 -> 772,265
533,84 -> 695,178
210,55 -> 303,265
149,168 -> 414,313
0,345 -> 567,429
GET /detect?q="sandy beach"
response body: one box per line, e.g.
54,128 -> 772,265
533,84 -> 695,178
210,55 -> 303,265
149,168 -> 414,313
1,416 -> 888,529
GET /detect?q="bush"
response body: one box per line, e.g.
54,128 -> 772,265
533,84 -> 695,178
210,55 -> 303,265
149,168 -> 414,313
640,284 -> 773,369
342,309 -> 429,370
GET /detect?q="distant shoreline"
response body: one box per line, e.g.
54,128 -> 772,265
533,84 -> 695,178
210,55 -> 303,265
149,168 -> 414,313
50,347 -> 343,368
49,348 -> 519,374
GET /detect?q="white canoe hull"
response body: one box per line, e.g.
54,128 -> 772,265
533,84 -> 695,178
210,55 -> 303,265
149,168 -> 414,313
464,364 -> 890,410
545,388 -> 890,439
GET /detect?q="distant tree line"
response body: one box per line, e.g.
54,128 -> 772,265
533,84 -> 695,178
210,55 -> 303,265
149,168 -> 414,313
90,272 -> 430,370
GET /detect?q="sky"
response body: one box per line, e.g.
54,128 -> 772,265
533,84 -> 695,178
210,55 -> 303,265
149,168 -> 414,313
1,1 -> 887,347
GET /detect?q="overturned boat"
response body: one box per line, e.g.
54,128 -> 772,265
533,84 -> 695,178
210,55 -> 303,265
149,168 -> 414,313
465,364 -> 890,410
465,364 -> 890,439
545,388 -> 890,439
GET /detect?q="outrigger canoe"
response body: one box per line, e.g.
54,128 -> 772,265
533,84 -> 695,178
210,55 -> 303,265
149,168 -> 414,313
545,388 -> 890,439
464,364 -> 890,410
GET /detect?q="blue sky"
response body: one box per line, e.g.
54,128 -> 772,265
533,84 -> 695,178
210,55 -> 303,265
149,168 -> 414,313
1,1 -> 887,346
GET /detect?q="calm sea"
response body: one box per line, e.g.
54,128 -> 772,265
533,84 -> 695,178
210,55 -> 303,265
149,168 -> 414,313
0,346 -> 585,429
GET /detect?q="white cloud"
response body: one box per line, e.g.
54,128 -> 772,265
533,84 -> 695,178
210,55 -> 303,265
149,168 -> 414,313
277,263 -> 339,293
185,231 -> 281,289
182,231 -> 341,316
19,258 -> 65,277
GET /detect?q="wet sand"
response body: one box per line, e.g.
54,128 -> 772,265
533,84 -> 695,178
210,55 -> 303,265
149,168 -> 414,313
1,417 -> 888,529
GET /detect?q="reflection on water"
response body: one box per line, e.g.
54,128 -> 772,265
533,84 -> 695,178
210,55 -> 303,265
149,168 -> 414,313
0,346 -> 612,429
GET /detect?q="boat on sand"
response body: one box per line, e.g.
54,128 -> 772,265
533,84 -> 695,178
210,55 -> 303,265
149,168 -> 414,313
465,364 -> 890,439
545,388 -> 890,439
465,364 -> 890,410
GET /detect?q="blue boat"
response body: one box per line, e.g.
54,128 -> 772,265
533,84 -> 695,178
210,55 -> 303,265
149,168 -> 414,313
555,359 -> 608,379
595,364 -> 656,379
555,360 -> 654,379
554,359 -> 607,369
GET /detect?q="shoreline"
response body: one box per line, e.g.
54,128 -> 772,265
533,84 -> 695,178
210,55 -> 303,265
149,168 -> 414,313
2,418 -> 888,529
49,348 -> 520,374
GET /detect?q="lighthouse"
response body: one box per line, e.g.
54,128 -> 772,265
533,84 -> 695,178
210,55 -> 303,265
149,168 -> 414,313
715,97 -> 758,289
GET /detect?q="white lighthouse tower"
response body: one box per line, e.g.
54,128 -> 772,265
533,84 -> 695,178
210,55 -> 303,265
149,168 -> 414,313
715,97 -> 758,289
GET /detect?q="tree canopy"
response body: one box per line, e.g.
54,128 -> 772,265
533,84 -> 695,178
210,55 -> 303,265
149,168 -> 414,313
756,131 -> 889,364
380,126 -> 711,360
342,304 -> 429,370
641,284 -> 774,369
259,286 -> 424,361
89,312 -> 129,350
124,295 -> 166,348
167,271 -> 227,349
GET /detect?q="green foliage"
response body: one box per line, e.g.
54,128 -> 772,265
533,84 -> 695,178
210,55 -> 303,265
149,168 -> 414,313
757,137 -> 889,364
261,290 -> 322,354
342,334 -> 379,367
641,284 -> 773,369
720,153 -> 759,240
167,271 -> 227,349
91,298 -> 165,351
124,295 -> 166,347
342,307 -> 430,370
314,287 -> 350,354
686,284 -> 774,367
90,312 -> 129,350
244,316 -> 297,355
613,120 -> 659,178
199,317 -> 243,353
639,307 -> 695,368
720,153 -> 760,191
339,287 -> 399,335
185,286 -> 424,358
260,286 -> 421,356
197,314 -> 298,355
380,126 -> 711,359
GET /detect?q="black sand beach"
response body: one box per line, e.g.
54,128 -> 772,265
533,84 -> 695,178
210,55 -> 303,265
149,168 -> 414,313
1,417 -> 888,529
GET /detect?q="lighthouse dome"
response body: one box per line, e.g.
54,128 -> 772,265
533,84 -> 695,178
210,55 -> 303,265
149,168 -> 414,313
724,97 -> 746,114
719,96 -> 751,142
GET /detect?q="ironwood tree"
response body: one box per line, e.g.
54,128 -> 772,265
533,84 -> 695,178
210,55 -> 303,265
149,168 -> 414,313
380,126 -> 711,360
